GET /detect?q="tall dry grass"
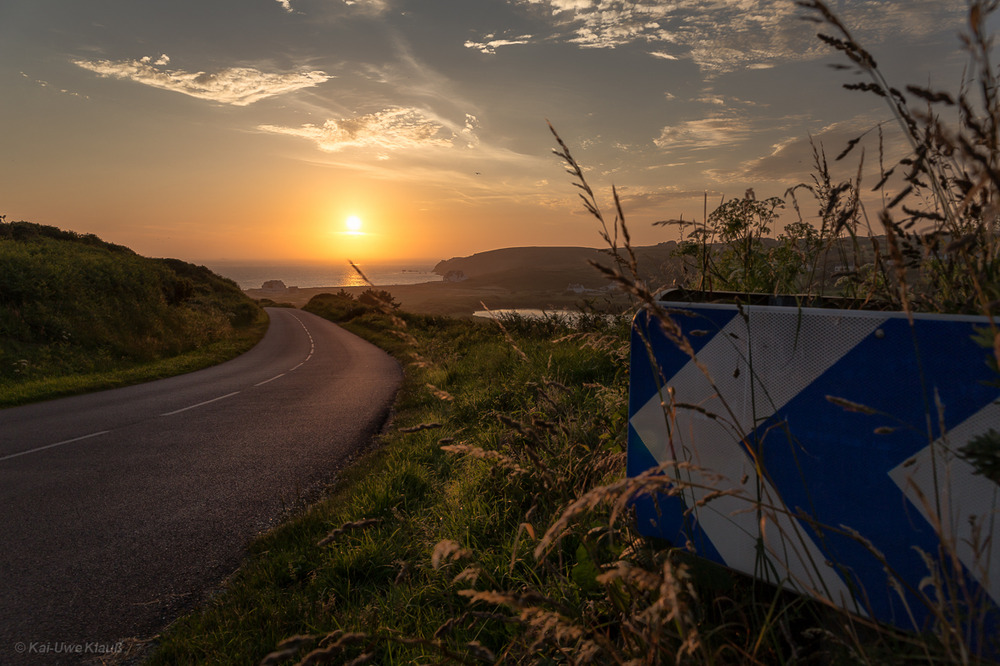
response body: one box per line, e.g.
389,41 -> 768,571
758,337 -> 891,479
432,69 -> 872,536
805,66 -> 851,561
258,3 -> 1000,664
430,2 -> 1000,663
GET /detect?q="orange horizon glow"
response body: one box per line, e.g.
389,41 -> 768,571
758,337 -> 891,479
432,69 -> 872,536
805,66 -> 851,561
3,3 -> 970,269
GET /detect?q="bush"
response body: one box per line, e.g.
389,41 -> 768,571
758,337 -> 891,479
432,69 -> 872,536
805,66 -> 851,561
0,220 -> 263,383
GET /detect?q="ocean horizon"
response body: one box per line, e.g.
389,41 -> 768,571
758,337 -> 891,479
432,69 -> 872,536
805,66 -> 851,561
203,259 -> 444,291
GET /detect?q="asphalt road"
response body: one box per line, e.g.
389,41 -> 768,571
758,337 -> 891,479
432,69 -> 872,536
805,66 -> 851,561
0,307 -> 402,664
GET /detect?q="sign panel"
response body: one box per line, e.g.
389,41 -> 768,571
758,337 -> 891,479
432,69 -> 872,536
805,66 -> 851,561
628,296 -> 1000,633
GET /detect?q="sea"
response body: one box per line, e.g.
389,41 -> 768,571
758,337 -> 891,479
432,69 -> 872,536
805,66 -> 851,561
203,259 -> 444,291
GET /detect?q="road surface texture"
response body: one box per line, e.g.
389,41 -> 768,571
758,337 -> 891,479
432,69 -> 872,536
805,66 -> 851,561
0,307 -> 402,664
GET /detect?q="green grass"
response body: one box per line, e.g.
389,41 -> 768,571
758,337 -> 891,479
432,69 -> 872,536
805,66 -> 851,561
0,316 -> 267,407
148,300 -> 915,665
0,220 -> 267,406
146,305 -> 631,664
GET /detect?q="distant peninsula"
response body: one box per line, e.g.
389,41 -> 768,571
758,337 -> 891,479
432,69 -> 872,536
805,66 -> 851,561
246,243 -> 683,316
432,244 -> 680,290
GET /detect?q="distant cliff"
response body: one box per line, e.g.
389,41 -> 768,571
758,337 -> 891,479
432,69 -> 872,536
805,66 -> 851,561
432,243 -> 682,291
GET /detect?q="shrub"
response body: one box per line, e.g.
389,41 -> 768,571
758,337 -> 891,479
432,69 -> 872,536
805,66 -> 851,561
0,221 -> 263,383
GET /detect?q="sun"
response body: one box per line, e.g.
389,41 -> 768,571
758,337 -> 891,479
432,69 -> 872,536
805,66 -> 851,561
345,215 -> 363,232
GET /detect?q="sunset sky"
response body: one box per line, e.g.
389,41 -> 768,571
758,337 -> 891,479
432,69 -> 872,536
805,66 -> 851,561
0,1 -> 981,263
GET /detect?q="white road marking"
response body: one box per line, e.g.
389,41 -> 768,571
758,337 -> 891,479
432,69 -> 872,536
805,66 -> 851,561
0,430 -> 110,462
161,391 -> 240,416
285,312 -> 315,370
254,373 -> 285,387
3,311 -> 319,463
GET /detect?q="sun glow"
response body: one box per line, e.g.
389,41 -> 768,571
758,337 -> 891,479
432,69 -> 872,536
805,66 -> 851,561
346,215 -> 363,232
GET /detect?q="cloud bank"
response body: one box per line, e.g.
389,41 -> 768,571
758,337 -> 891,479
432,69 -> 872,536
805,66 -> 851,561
73,56 -> 331,106
470,0 -> 964,73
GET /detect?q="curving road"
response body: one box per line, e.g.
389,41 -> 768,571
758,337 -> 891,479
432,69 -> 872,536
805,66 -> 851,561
0,308 -> 402,664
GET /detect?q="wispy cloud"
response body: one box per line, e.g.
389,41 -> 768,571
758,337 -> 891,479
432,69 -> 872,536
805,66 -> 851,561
73,55 -> 331,106
258,107 -> 455,152
20,71 -> 88,99
617,186 -> 721,213
464,33 -> 534,55
461,114 -> 481,148
342,0 -> 390,15
712,115 -> 907,185
515,0 -> 694,50
487,0 -> 964,73
654,114 -> 754,152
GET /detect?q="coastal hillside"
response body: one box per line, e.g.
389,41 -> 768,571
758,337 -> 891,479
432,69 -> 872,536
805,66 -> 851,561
434,246 -> 611,280
432,242 -> 683,290
0,221 -> 263,395
246,244 -> 686,314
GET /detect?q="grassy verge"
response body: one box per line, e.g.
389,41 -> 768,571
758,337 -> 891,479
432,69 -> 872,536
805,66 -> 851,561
146,298 -> 924,664
0,312 -> 268,407
1,220 -> 270,407
147,304 -> 631,664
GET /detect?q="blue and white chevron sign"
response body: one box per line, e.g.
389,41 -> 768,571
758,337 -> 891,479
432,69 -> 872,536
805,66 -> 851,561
628,297 -> 1000,633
